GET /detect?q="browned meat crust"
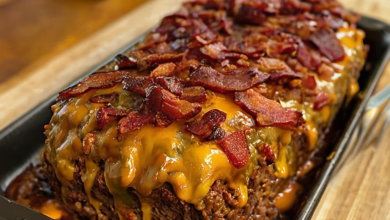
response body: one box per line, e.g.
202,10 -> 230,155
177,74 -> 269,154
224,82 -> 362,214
41,131 -> 308,219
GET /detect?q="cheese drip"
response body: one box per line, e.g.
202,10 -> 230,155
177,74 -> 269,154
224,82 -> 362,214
45,88 -> 257,217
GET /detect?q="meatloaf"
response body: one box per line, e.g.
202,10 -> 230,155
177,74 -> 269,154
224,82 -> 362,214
41,0 -> 366,219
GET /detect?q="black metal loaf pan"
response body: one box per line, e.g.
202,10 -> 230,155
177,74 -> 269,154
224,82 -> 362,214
0,15 -> 390,219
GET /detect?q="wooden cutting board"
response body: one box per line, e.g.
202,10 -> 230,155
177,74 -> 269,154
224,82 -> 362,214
0,0 -> 389,219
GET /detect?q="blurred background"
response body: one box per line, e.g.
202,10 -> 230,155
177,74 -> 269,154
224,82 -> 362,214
0,0 -> 148,83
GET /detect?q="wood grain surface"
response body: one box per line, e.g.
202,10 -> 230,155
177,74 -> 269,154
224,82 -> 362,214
0,0 -> 389,219
0,0 -> 149,83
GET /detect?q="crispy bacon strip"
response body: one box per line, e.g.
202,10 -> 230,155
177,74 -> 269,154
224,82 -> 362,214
138,32 -> 169,51
115,54 -> 137,69
267,41 -> 297,57
153,112 -> 172,127
235,89 -> 304,129
89,93 -> 117,103
257,57 -> 288,71
143,53 -> 184,68
146,87 -> 202,120
96,107 -> 131,130
170,39 -> 187,52
218,131 -> 249,169
207,126 -> 226,141
83,132 -> 96,155
177,58 -> 201,72
200,42 -> 244,60
257,58 -> 302,83
150,63 -> 177,77
296,42 -> 322,70
151,42 -> 173,55
118,112 -> 154,134
226,40 -> 259,58
189,66 -> 269,92
123,76 -> 184,96
180,86 -> 207,103
221,17 -> 233,35
128,51 -> 149,71
235,2 -> 266,25
318,63 -> 335,81
261,144 -> 275,164
186,109 -> 227,140
314,92 -> 330,111
122,76 -> 157,96
302,75 -> 317,90
200,42 -> 225,58
155,77 -> 184,96
310,28 -> 345,62
59,71 -> 125,100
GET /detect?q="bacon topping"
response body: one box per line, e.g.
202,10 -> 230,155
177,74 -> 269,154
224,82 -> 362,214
296,42 -> 322,70
59,71 -> 125,100
235,89 -> 304,129
146,87 -> 202,120
155,77 -> 184,96
118,112 -> 154,134
257,57 -> 289,72
257,58 -> 302,83
310,28 -> 345,62
314,92 -> 330,111
143,53 -> 184,68
200,42 -> 244,60
261,144 -> 275,164
151,42 -> 173,55
218,131 -> 249,169
83,132 -> 96,155
318,63 -> 334,81
186,109 -> 227,140
189,66 -> 269,92
267,41 -> 297,58
115,54 -> 137,69
150,63 -> 177,77
89,93 -> 117,103
235,2 -> 265,25
122,76 -> 156,96
180,86 -> 207,103
96,107 -> 131,130
153,112 -> 172,127
123,76 -> 184,97
302,75 -> 317,90
207,126 -> 226,141
138,32 -> 169,51
225,40 -> 259,58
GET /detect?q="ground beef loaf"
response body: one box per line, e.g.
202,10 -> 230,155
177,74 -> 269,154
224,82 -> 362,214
91,164 -> 120,220
38,0 -> 366,219
41,134 -> 307,219
42,154 -> 279,220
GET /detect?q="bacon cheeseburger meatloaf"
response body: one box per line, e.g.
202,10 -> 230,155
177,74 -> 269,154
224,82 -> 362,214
42,0 -> 366,219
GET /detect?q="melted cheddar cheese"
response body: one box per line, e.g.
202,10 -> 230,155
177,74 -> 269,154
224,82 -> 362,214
46,88 -> 257,218
274,181 -> 302,212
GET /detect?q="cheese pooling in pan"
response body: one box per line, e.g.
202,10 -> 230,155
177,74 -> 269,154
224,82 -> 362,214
41,0 -> 366,219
